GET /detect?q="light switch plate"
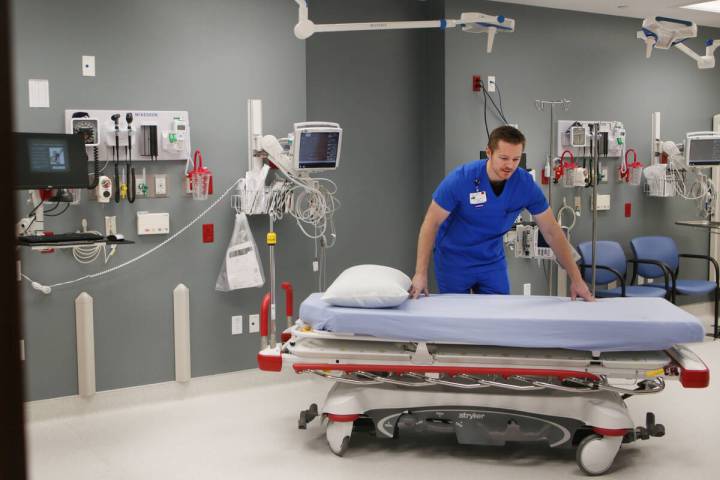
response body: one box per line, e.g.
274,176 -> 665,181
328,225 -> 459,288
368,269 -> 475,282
28,79 -> 49,108
232,315 -> 243,335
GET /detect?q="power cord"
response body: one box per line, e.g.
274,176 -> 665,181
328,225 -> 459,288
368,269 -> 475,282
71,219 -> 116,265
21,177 -> 242,294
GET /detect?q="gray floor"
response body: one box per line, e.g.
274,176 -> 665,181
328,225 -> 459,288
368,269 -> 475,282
27,332 -> 720,479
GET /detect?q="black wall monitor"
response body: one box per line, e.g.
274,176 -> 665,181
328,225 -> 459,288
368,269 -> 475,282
14,133 -> 89,189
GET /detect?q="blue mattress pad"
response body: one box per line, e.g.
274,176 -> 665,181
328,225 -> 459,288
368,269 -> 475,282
298,293 -> 705,352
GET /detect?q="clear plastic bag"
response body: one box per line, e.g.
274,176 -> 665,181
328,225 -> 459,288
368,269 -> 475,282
215,213 -> 265,291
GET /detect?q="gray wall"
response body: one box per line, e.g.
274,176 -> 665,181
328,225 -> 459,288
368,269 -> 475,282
443,0 -> 720,295
13,0 -> 307,400
420,1 -> 447,293
305,0 -> 428,284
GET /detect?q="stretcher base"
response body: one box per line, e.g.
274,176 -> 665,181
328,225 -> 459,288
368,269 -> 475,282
313,382 -> 652,476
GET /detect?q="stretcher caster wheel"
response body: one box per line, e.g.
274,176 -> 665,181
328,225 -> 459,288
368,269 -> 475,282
326,420 -> 353,457
576,434 -> 622,476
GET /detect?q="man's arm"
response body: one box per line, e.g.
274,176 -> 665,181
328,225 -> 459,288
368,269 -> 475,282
533,208 -> 594,301
410,200 -> 450,298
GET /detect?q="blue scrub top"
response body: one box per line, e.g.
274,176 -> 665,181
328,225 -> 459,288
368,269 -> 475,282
432,159 -> 549,275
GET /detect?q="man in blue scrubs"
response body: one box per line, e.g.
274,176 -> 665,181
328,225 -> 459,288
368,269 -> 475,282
410,126 -> 593,301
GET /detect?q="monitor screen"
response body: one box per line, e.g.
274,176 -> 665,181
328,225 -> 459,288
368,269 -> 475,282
30,138 -> 70,173
537,229 -> 549,249
14,133 -> 89,189
688,137 -> 720,166
297,131 -> 340,170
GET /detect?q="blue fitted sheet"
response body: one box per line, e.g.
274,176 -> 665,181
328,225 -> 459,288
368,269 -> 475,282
299,293 -> 705,352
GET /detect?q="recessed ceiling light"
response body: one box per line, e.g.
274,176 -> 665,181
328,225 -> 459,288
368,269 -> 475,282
682,1 -> 720,14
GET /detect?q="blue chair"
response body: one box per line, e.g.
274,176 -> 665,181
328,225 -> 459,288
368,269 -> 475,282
577,241 -> 670,298
630,236 -> 719,338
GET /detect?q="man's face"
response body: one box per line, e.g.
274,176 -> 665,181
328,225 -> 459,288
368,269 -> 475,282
486,140 -> 523,181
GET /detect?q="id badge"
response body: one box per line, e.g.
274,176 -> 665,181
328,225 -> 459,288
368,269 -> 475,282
469,191 -> 487,205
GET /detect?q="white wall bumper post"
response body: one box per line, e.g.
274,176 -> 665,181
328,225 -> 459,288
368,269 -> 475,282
173,284 -> 191,383
75,292 -> 96,397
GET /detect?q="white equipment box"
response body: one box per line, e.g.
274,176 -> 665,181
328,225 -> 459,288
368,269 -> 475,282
137,212 -> 170,235
592,194 -> 611,211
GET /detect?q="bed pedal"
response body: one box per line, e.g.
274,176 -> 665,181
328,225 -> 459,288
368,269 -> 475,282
298,403 -> 319,430
629,412 -> 665,442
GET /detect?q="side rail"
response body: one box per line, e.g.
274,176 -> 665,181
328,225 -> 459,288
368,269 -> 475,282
292,363 -> 666,395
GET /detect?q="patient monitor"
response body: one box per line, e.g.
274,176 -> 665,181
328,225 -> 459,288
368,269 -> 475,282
685,132 -> 720,167
514,223 -> 573,261
260,122 -> 342,176
292,122 -> 342,172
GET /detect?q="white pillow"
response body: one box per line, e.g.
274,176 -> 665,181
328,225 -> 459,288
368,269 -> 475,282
322,264 -> 411,308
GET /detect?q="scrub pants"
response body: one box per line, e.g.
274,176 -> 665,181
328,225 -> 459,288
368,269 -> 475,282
436,266 -> 510,295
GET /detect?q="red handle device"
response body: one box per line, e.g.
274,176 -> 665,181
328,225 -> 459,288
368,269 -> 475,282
260,292 -> 271,337
189,149 -> 214,194
281,282 -> 294,317
560,149 -> 576,169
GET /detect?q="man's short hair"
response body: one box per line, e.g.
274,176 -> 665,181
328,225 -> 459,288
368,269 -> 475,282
488,125 -> 526,151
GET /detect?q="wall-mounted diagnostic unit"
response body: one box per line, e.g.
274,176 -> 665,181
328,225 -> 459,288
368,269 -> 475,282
65,109 -> 191,163
557,120 -> 626,158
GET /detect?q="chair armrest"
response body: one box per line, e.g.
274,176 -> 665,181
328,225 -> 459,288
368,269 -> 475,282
679,254 -> 720,287
628,259 -> 675,299
578,264 -> 626,296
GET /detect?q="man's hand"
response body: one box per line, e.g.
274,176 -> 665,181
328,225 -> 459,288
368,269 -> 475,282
409,273 -> 429,299
570,278 -> 595,302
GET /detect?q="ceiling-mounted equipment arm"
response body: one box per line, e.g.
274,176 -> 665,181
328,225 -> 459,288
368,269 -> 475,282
637,16 -> 718,69
292,0 -> 514,53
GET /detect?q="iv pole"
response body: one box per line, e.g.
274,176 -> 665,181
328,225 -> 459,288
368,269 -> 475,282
590,123 -> 600,296
535,99 -> 571,295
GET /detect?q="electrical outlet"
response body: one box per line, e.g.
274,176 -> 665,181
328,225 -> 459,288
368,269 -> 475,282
154,174 -> 168,197
232,315 -> 243,335
523,283 -> 531,296
82,56 -> 95,77
472,75 -> 482,92
104,216 -> 117,236
487,75 -> 496,92
249,314 -> 260,334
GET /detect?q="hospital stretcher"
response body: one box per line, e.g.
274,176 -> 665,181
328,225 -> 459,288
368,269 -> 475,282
256,290 -> 710,476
